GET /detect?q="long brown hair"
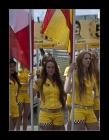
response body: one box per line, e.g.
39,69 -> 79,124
40,58 -> 65,109
88,51 -> 99,89
41,52 -> 52,67
9,58 -> 22,89
76,51 -> 93,99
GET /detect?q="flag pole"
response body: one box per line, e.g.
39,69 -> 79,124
36,44 -> 40,131
85,43 -> 88,51
71,9 -> 75,131
29,9 -> 34,131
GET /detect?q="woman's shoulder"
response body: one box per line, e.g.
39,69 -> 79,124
24,68 -> 30,73
35,78 -> 42,85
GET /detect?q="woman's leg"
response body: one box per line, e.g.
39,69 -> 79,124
9,117 -> 18,130
39,110 -> 54,131
40,125 -> 53,130
13,117 -> 18,129
85,122 -> 99,131
67,108 -> 71,130
70,108 -> 86,131
22,103 -> 30,130
16,103 -> 23,130
74,123 -> 85,131
60,124 -> 66,130
85,109 -> 99,131
54,125 -> 62,130
94,110 -> 99,121
9,117 -> 14,131
53,111 -> 64,131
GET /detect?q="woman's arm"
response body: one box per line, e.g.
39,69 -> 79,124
64,72 -> 72,93
33,88 -> 38,97
15,87 -> 20,102
21,82 -> 29,86
64,63 -> 76,93
92,84 -> 96,99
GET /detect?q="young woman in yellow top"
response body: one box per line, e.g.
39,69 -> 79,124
35,52 -> 65,130
33,58 -> 65,131
89,51 -> 100,121
9,58 -> 22,130
16,62 -> 33,130
64,51 -> 99,130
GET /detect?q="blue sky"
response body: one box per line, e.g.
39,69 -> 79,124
34,9 -> 100,22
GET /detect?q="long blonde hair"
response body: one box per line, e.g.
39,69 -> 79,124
88,51 -> 99,89
76,51 -> 93,99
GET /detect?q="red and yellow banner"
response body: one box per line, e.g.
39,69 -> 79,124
41,9 -> 73,56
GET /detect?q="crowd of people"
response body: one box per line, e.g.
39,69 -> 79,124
9,50 -> 100,131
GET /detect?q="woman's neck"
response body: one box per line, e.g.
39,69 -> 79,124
47,75 -> 53,81
9,74 -> 11,79
83,67 -> 87,75
9,74 -> 13,80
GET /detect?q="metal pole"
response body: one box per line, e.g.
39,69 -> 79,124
36,44 -> 40,131
29,9 -> 34,131
71,9 -> 75,131
85,44 -> 88,51
98,10 -> 100,19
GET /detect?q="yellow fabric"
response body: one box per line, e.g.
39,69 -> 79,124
33,78 -> 62,109
18,68 -> 35,103
93,76 -> 100,110
93,76 -> 99,96
9,79 -> 18,106
64,66 -> 72,107
70,108 -> 97,123
74,71 -> 95,106
66,93 -> 72,107
44,9 -> 71,53
39,110 -> 64,126
63,66 -> 69,76
9,105 -> 19,117
18,68 -> 30,91
93,98 -> 100,110
18,93 -> 30,103
58,66 -> 61,74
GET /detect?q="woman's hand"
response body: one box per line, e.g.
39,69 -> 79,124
28,73 -> 34,82
15,95 -> 18,103
69,63 -> 77,73
36,69 -> 40,75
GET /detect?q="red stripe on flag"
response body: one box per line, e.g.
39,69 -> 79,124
61,10 -> 73,62
41,9 -> 55,34
9,10 -> 34,70
9,25 -> 30,69
41,9 -> 73,62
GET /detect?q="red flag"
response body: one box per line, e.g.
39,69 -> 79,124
9,9 -> 34,70
41,9 -> 73,62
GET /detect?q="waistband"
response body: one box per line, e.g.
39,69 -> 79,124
95,96 -> 99,99
19,90 -> 28,93
74,105 -> 93,109
40,108 -> 63,113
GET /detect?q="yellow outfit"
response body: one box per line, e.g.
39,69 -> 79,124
9,79 -> 19,117
18,68 -> 30,104
64,66 -> 72,108
93,76 -> 100,110
70,71 -> 97,123
66,94 -> 72,108
33,78 -> 64,126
